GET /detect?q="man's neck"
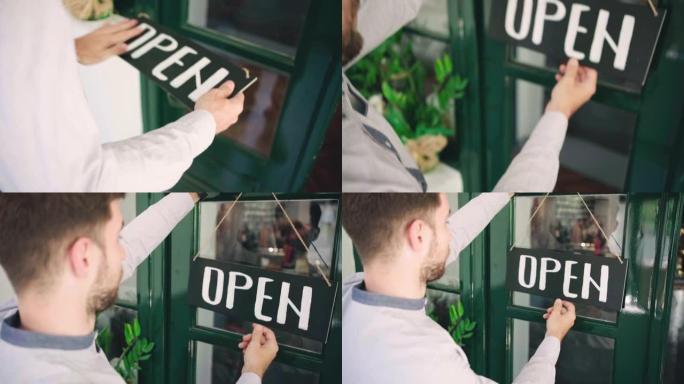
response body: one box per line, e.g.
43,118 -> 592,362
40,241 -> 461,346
363,262 -> 426,300
16,288 -> 94,337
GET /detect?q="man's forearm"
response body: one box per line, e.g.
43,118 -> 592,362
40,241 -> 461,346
235,372 -> 261,384
120,193 -> 195,280
492,111 -> 568,193
512,336 -> 561,384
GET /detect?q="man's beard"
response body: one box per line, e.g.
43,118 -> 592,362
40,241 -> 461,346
86,251 -> 121,314
342,29 -> 364,66
420,240 -> 447,282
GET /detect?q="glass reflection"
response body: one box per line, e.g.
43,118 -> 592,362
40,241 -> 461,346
187,0 -> 312,58
198,199 -> 337,278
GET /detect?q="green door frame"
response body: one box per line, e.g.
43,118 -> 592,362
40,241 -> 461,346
133,193 -> 343,384
471,193 -> 684,383
120,0 -> 340,191
470,0 -> 684,192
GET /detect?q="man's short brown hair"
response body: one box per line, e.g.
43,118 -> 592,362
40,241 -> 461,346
342,193 -> 440,263
0,193 -> 124,293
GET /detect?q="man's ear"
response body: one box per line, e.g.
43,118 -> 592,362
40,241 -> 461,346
66,237 -> 93,279
406,219 -> 429,253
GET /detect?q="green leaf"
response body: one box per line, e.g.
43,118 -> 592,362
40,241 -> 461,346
384,105 -> 412,140
434,58 -> 445,83
457,300 -> 464,317
139,354 -> 151,361
133,319 -> 141,338
443,54 -> 453,76
465,321 -> 477,332
449,304 -> 458,324
124,324 -> 133,345
142,340 -> 155,354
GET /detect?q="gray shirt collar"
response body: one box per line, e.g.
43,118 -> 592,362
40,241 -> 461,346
1,311 -> 95,350
351,282 -> 426,311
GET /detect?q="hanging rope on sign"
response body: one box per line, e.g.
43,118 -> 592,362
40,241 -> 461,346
645,0 -> 658,17
576,193 -> 624,264
272,193 -> 332,287
509,192 -> 551,251
192,193 -> 243,262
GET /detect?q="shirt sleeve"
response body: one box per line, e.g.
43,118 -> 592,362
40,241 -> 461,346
120,193 -> 195,281
511,336 -> 561,384
345,0 -> 426,68
446,193 -> 511,265
492,111 -> 568,193
94,110 -> 215,192
235,372 -> 262,384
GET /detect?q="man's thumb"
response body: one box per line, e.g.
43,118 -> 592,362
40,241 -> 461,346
552,298 -> 563,313
563,58 -> 579,80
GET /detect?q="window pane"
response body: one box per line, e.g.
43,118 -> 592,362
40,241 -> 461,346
513,79 -> 636,191
200,45 -> 290,157
196,308 -> 323,353
198,199 -> 338,279
118,194 -> 138,304
187,0 -> 312,58
511,319 -> 614,383
512,195 -> 626,321
194,341 -> 320,384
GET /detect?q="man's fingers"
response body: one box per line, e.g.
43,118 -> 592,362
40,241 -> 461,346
214,81 -> 236,98
112,26 -> 145,44
562,300 -> 576,315
104,43 -> 128,57
107,18 -> 139,33
563,58 -> 580,80
261,326 -> 277,342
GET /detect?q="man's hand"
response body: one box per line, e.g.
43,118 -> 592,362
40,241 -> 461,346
545,58 -> 598,119
194,81 -> 245,134
543,298 -> 576,341
75,19 -> 143,65
238,324 -> 279,378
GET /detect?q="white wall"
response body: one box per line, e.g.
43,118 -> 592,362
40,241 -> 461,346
71,15 -> 143,143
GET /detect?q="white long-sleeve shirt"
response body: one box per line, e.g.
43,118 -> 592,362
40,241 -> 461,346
0,1 -> 216,191
342,193 -> 561,384
0,194 -> 260,384
342,0 -> 568,192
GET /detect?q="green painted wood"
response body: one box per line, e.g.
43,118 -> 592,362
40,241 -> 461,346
457,193 -> 489,375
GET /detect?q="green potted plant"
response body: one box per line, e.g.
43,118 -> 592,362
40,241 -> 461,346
347,32 -> 468,172
97,317 -> 155,384
428,298 -> 477,347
